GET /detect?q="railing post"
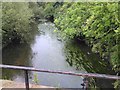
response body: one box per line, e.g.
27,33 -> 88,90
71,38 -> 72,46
82,77 -> 88,90
24,70 -> 29,90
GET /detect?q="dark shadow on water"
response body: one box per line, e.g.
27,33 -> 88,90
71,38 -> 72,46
2,43 -> 33,81
64,39 -> 115,89
1,21 -> 117,89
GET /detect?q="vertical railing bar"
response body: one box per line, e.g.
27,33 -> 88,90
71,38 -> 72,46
24,70 -> 29,90
85,77 -> 88,90
0,65 -> 120,89
82,77 -> 88,90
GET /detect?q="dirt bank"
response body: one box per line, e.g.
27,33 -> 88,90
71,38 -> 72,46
0,79 -> 54,89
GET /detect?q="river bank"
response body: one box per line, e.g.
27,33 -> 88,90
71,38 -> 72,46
0,79 -> 53,88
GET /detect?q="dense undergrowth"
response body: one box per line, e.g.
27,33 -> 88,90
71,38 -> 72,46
54,2 -> 120,73
53,2 -> 120,88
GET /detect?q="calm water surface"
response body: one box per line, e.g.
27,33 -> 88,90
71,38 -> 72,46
2,22 -> 85,88
2,22 -> 115,88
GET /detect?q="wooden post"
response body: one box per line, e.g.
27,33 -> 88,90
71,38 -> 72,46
24,70 -> 29,90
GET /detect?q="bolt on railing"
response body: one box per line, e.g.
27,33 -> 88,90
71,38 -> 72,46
0,64 -> 120,90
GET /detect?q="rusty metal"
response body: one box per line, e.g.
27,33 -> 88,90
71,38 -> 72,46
24,70 -> 29,90
1,64 -> 120,80
81,77 -> 89,90
1,64 -> 120,90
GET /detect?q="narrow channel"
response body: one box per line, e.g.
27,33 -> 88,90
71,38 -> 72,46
2,22 -> 85,88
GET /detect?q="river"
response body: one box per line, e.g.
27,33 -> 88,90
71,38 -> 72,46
2,22 -> 84,88
2,22 -> 115,88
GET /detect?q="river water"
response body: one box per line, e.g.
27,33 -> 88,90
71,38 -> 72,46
2,22 -> 85,88
2,22 -> 115,88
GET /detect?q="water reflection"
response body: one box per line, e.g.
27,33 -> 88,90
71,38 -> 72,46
2,22 -> 84,88
2,21 -> 115,88
64,40 -> 115,88
2,43 -> 32,82
30,22 -> 84,88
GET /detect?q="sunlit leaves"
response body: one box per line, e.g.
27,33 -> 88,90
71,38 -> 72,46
54,2 -> 120,73
2,2 -> 36,46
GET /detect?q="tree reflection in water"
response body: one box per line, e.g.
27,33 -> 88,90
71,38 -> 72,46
2,43 -> 33,81
64,39 -> 115,89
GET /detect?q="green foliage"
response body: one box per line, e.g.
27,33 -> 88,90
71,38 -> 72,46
64,40 -> 115,88
29,2 -> 45,19
43,3 -> 55,17
42,2 -> 63,18
33,73 -> 39,84
2,2 -> 38,47
64,40 -> 113,74
114,80 -> 120,89
54,2 -> 120,87
54,2 -> 120,72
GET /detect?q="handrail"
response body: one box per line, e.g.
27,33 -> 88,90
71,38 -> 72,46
1,64 -> 120,80
1,64 -> 120,90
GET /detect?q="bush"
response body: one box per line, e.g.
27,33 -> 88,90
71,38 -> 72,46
2,2 -> 36,46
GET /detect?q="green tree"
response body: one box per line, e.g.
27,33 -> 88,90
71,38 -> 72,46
55,2 -> 120,72
2,2 -> 37,47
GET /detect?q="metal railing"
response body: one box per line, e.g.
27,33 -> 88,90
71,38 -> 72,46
0,64 -> 120,90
